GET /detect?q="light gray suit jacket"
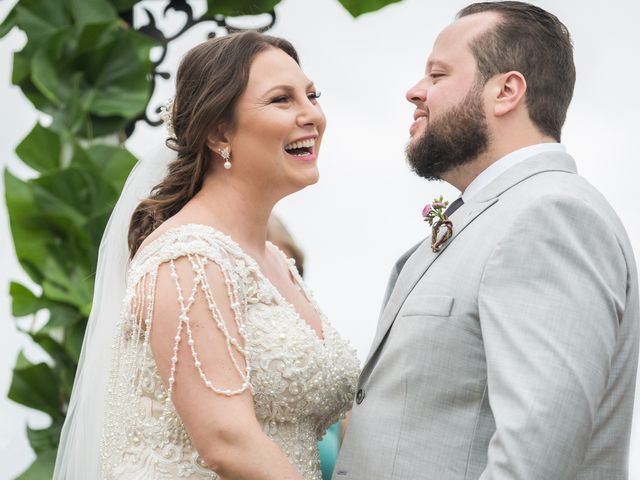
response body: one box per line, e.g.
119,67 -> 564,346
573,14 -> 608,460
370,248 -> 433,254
334,152 -> 639,479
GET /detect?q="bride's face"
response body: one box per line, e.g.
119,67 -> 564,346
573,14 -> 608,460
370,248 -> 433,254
225,48 -> 326,196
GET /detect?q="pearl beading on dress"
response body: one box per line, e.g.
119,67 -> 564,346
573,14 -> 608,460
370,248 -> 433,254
101,225 -> 360,480
166,255 -> 251,398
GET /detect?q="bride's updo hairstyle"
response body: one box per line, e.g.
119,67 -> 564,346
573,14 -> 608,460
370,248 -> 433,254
128,31 -> 299,257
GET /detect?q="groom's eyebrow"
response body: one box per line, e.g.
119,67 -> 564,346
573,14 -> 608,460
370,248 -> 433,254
426,59 -> 450,71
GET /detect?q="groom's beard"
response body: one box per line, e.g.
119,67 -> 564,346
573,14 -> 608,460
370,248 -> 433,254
406,86 -> 490,181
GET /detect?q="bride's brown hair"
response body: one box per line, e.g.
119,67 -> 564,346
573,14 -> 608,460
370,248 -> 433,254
128,31 -> 299,258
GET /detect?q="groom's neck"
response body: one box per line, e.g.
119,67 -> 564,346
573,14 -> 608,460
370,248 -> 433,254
443,129 -> 557,193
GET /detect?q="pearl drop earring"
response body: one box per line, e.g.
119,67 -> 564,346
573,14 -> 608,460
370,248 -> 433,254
220,146 -> 231,170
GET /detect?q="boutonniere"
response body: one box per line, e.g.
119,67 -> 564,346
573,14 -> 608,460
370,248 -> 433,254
422,196 -> 453,253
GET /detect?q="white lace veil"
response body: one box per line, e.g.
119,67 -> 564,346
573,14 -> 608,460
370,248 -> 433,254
53,142 -> 174,479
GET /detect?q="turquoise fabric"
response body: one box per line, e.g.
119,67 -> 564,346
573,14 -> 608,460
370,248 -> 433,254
318,422 -> 340,480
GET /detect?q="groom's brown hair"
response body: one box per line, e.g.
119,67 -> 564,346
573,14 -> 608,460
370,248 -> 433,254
458,1 -> 575,141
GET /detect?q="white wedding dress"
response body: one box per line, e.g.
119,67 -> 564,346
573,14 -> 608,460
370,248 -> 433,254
100,224 -> 360,480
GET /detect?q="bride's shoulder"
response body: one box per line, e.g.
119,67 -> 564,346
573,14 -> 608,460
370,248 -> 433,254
129,223 -> 242,276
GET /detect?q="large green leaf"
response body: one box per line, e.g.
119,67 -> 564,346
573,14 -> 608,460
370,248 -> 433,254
4,166 -> 99,290
27,422 -> 63,455
4,170 -> 50,282
29,332 -> 77,398
108,0 -> 139,12
205,0 -> 280,17
86,31 -> 154,117
15,351 -> 32,369
8,356 -> 63,420
15,448 -> 57,480
50,107 -> 129,139
338,0 -> 403,17
82,142 -> 137,247
9,282 -> 40,317
86,144 -> 137,191
15,123 -> 62,174
11,45 -> 51,111
35,164 -> 102,219
43,273 -> 93,317
30,37 -> 70,108
8,284 -> 82,331
40,302 -> 83,332
63,319 -> 87,363
5,168 -> 91,233
70,0 -> 118,26
11,44 -> 33,86
10,0 -> 71,43
39,248 -> 93,316
17,14 -> 153,138
0,5 -> 17,38
27,175 -> 88,229
75,21 -> 119,55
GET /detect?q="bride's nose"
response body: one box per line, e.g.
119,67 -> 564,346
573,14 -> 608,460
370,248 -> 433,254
297,100 -> 325,129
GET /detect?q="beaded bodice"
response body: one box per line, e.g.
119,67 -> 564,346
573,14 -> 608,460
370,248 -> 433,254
101,224 -> 360,479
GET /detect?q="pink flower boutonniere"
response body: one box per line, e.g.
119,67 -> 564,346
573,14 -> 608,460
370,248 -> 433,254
422,196 -> 453,253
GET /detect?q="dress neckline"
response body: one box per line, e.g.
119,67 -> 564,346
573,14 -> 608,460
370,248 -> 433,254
132,223 -> 327,344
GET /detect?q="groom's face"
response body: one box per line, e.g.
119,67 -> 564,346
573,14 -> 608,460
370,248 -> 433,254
405,13 -> 497,180
406,85 -> 489,181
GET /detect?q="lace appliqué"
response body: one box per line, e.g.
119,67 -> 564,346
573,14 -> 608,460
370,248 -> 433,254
101,225 -> 360,480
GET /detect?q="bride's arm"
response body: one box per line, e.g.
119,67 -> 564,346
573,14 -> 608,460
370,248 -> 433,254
151,254 -> 303,480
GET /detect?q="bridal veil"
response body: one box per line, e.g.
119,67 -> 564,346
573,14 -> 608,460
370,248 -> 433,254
53,143 -> 173,479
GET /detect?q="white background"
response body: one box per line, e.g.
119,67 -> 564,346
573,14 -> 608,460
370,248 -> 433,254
1,0 -> 639,478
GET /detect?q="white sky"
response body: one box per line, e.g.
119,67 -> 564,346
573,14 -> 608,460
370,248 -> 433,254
1,0 -> 639,477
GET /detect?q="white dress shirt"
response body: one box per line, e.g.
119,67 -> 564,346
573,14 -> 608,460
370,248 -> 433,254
462,143 -> 567,202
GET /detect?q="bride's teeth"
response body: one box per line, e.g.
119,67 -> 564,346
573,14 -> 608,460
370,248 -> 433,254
285,138 -> 316,151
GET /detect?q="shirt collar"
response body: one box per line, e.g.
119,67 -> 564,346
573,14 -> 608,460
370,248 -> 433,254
462,143 -> 566,202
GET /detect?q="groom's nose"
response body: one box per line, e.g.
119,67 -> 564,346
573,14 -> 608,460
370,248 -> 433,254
406,79 -> 427,106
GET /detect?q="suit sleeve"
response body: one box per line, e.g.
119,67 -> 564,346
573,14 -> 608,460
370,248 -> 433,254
477,194 -> 627,479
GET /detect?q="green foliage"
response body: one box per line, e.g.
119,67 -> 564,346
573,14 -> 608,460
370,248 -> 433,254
1,0 -> 155,138
1,0 -> 402,477
4,135 -> 135,476
14,450 -> 57,480
108,0 -> 140,12
204,0 -> 281,17
2,0 -> 146,476
338,0 -> 403,17
9,353 -> 64,421
202,0 -> 400,17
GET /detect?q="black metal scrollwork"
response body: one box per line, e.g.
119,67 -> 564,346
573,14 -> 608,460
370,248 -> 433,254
124,0 -> 277,132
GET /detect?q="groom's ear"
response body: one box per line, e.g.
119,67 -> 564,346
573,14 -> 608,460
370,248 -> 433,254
491,71 -> 527,117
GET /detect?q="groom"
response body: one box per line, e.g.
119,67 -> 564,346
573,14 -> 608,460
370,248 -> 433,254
335,2 -> 639,479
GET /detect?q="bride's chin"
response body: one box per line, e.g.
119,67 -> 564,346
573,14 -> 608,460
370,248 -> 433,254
304,169 -> 320,187
294,163 -> 320,183
286,173 -> 320,194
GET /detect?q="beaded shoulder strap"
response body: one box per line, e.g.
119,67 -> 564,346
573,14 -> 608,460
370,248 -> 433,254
165,252 -> 251,398
126,226 -> 254,399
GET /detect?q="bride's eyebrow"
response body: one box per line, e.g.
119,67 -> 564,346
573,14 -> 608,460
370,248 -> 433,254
261,81 -> 316,96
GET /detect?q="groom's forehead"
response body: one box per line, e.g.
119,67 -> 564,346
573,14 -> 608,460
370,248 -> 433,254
432,12 -> 500,52
426,13 -> 499,66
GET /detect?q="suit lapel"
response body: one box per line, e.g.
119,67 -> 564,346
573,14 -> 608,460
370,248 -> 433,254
365,197 -> 498,364
364,151 -> 578,367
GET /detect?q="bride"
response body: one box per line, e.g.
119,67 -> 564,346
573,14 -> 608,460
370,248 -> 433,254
53,31 -> 360,479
